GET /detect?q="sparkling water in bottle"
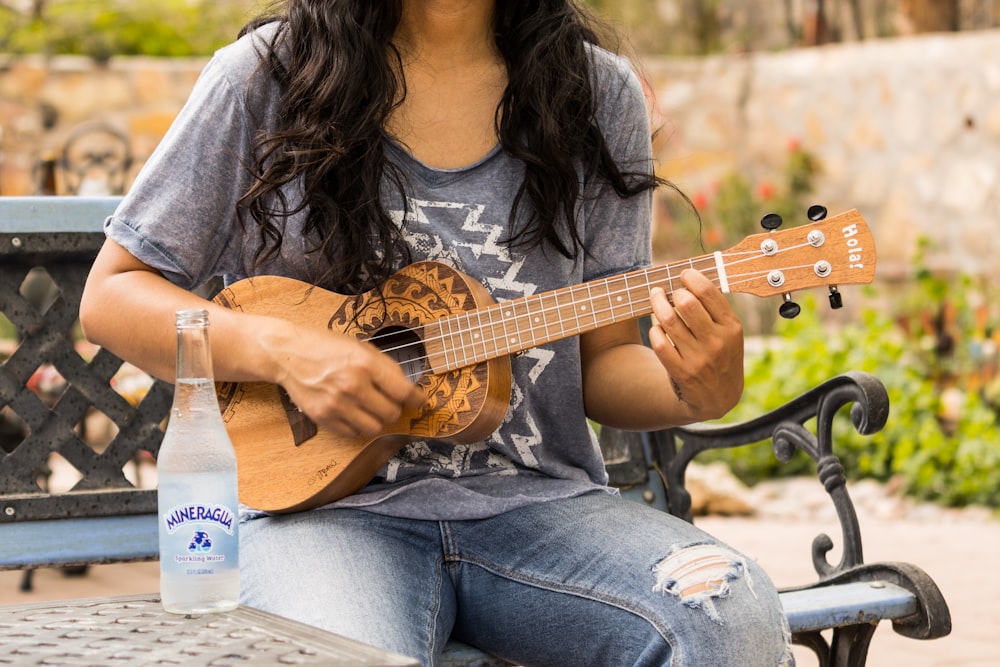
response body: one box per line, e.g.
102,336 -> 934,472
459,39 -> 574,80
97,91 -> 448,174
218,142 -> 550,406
157,309 -> 240,613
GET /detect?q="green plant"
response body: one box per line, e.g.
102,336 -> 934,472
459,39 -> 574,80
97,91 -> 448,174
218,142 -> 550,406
656,140 -> 816,249
2,1 -> 261,59
656,142 -> 1000,508
709,287 -> 1000,508
0,313 -> 14,340
894,237 -> 1000,400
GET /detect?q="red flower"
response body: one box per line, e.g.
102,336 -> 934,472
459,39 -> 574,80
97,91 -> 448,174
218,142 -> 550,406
757,181 -> 776,201
692,191 -> 709,211
704,227 -> 723,246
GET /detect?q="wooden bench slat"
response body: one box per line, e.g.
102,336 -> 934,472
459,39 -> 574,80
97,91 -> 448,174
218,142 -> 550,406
0,515 -> 157,570
0,196 -> 119,232
782,580 -> 917,633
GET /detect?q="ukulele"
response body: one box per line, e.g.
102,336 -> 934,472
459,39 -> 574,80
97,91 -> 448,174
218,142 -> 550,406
213,208 -> 876,512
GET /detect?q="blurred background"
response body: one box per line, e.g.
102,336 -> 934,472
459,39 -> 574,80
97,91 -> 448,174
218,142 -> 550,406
2,6 -> 998,665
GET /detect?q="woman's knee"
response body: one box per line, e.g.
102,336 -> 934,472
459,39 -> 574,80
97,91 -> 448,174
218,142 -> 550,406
648,541 -> 794,666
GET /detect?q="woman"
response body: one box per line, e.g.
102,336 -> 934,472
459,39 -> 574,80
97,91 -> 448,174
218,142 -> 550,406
81,1 -> 792,665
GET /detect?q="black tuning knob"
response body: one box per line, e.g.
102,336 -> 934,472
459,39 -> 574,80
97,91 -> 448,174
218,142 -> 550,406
807,205 -> 828,221
760,213 -> 783,231
779,295 -> 801,319
829,286 -> 843,309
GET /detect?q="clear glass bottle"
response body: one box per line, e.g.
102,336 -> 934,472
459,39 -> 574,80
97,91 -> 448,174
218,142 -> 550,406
157,309 -> 240,614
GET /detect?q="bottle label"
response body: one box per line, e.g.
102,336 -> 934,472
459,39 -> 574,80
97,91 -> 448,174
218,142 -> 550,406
161,503 -> 237,568
163,503 -> 236,535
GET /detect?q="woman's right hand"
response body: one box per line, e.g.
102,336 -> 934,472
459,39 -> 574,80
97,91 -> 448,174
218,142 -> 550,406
261,322 -> 426,438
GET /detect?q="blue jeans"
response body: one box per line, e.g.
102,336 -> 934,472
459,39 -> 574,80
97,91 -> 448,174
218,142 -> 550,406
240,493 -> 793,666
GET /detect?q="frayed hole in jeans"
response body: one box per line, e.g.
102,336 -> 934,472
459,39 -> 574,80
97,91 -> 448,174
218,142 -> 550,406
651,542 -> 754,623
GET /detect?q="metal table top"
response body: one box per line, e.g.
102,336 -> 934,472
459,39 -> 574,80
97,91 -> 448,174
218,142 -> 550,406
0,593 -> 419,666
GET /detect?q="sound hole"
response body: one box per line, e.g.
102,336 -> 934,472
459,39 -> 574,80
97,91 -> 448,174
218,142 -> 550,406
373,326 -> 427,382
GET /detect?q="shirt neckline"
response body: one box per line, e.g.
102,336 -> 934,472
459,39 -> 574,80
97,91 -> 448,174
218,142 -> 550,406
382,134 -> 503,187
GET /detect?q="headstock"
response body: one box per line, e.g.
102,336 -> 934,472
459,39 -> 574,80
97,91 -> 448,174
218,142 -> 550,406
722,206 -> 876,318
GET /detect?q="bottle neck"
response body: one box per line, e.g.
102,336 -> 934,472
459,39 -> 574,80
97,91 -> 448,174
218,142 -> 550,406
175,309 -> 214,382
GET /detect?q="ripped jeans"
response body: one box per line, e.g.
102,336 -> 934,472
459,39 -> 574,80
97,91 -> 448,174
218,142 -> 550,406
240,493 -> 793,667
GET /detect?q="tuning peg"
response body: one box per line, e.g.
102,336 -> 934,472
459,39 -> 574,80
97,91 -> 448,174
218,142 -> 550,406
779,294 -> 801,319
760,213 -> 783,231
829,286 -> 843,309
807,204 -> 828,221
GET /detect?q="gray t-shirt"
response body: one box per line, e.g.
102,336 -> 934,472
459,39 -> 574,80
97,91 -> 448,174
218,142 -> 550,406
107,24 -> 654,520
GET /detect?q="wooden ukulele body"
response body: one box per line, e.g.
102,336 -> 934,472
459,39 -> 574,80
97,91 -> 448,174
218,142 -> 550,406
213,262 -> 511,513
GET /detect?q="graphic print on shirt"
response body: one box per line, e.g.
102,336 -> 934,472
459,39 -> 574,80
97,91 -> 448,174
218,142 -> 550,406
382,198 -> 554,481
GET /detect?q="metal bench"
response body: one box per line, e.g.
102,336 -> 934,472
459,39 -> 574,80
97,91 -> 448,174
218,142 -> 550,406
0,196 -> 951,666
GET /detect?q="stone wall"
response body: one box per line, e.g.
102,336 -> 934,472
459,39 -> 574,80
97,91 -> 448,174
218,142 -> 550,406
0,55 -> 202,196
645,28 -> 1000,281
2,29 -> 998,279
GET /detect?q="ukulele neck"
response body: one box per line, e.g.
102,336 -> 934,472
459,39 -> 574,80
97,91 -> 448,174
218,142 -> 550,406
423,254 -> 724,374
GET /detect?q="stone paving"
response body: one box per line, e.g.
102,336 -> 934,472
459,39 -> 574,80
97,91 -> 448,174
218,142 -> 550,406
699,476 -> 1000,667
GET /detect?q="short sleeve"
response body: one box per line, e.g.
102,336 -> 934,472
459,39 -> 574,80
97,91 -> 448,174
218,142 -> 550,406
105,34 -> 271,290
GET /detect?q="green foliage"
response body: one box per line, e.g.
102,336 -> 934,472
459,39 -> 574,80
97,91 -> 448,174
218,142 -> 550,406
709,141 -> 820,249
1,1 -> 260,59
0,314 -> 14,340
709,288 -> 1000,508
657,142 -> 819,256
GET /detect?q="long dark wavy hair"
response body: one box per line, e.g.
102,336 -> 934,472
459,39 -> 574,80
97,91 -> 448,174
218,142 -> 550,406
239,0 -> 664,293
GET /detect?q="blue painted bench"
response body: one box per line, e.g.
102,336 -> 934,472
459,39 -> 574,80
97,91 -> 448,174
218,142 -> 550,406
0,197 -> 951,666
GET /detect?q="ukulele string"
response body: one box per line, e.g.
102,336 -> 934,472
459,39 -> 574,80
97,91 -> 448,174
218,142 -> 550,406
368,243 -> 814,381
371,253 -> 717,366
378,251 -> 809,381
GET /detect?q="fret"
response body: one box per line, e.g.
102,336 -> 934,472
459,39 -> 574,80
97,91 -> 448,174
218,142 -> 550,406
623,272 -> 646,318
643,266 -> 657,302
461,309 -> 482,366
470,307 -> 486,364
440,315 -> 456,370
583,282 -> 600,330
569,283 -> 584,335
510,298 -> 537,350
608,274 -> 634,320
521,296 -> 541,348
598,277 -> 616,327
545,293 -> 560,340
499,301 -> 522,356
456,311 -> 474,368
479,304 -> 503,362
534,290 -> 564,346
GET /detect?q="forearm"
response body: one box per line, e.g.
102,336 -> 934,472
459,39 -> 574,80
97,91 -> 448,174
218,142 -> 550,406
81,239 -> 424,438
583,342 -> 694,430
80,241 -> 287,385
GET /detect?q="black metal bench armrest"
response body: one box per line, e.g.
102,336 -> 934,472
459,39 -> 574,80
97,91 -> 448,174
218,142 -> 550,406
647,371 -> 888,574
781,560 -> 951,641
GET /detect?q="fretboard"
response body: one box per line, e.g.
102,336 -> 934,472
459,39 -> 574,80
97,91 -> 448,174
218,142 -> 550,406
425,253 -> 725,373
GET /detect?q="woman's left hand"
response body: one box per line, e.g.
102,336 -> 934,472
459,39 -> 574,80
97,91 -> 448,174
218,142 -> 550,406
646,268 -> 745,423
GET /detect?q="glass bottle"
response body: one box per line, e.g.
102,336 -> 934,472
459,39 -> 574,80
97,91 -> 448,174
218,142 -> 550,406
157,309 -> 240,613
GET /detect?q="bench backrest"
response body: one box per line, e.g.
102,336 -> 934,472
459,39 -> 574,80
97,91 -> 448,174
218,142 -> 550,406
0,197 -> 171,569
